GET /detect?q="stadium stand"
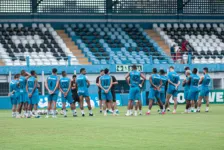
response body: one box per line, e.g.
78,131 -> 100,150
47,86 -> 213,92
64,23 -> 173,65
153,23 -> 224,64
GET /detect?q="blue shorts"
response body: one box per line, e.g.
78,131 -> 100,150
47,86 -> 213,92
128,86 -> 140,100
184,90 -> 189,100
187,90 -> 199,101
20,92 -> 28,103
160,92 -> 166,103
167,88 -> 178,98
61,94 -> 73,104
78,89 -> 89,97
200,88 -> 209,97
10,96 -> 19,105
48,93 -> 58,102
148,88 -> 160,101
28,94 -> 39,105
101,91 -> 112,101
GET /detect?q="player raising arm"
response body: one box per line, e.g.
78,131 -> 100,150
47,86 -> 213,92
125,65 -> 146,116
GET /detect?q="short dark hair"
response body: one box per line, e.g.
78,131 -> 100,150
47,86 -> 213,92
31,70 -> 35,76
72,74 -> 76,78
192,68 -> 198,74
80,68 -> 85,73
104,68 -> 109,74
152,68 -> 157,73
203,67 -> 208,73
184,67 -> 190,71
62,71 -> 66,77
100,69 -> 104,73
169,66 -> 174,69
159,69 -> 165,75
52,68 -> 57,74
14,74 -> 18,79
21,70 -> 26,75
132,64 -> 137,70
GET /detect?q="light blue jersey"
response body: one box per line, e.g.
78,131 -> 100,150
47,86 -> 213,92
27,76 -> 39,104
47,75 -> 59,94
183,76 -> 190,100
200,74 -> 211,97
167,71 -> 180,97
160,75 -> 168,93
148,74 -> 161,101
76,74 -> 89,97
150,74 -> 161,89
10,79 -> 20,105
59,77 -> 72,95
129,71 -> 141,87
187,74 -> 200,101
100,74 -> 112,100
19,76 -> 27,93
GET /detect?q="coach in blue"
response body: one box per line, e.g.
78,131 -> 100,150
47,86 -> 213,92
45,68 -> 59,118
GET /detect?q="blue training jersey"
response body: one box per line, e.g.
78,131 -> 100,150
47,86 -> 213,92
201,74 -> 211,88
19,76 -> 27,93
190,74 -> 200,91
150,74 -> 161,89
10,79 -> 20,97
129,71 -> 141,87
168,71 -> 180,89
183,76 -> 190,92
59,77 -> 71,95
76,74 -> 88,89
27,76 -> 38,95
47,75 -> 59,94
160,75 -> 168,93
100,74 -> 112,92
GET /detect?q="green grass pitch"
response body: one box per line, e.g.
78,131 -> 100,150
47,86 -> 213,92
0,105 -> 224,150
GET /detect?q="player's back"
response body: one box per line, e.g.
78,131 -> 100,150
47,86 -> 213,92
60,77 -> 71,93
168,71 -> 180,88
47,75 -> 59,92
201,74 -> 211,88
100,75 -> 111,91
160,75 -> 168,93
184,76 -> 190,91
76,74 -> 87,89
27,77 -> 38,95
10,80 -> 20,95
190,74 -> 200,91
19,76 -> 27,93
151,74 -> 161,88
129,70 -> 140,87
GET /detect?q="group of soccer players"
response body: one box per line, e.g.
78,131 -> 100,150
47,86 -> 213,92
9,64 -> 211,118
125,65 -> 211,116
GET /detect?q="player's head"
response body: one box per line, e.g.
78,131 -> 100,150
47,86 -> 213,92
100,69 -> 104,76
30,70 -> 36,76
184,67 -> 190,71
159,69 -> 165,75
152,68 -> 157,74
14,74 -> 19,79
104,68 -> 109,74
62,71 -> 66,77
21,70 -> 26,76
52,68 -> 57,74
132,64 -> 137,70
169,66 -> 174,72
80,68 -> 86,75
192,68 -> 198,74
186,70 -> 191,76
72,74 -> 76,80
203,67 -> 208,74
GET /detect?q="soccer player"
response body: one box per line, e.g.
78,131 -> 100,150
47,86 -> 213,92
187,68 -> 200,112
26,70 -> 40,118
59,71 -> 76,117
125,65 -> 146,116
159,69 -> 168,111
76,68 -> 93,117
96,69 -> 104,113
182,68 -> 191,113
45,68 -> 59,118
9,74 -> 20,118
99,68 -> 114,116
71,74 -> 79,116
18,70 -> 31,117
146,68 -> 164,115
165,66 -> 180,114
111,75 -> 119,114
197,67 -> 211,112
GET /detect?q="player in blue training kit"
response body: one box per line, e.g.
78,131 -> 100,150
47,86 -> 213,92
187,68 -> 200,113
99,68 -> 114,116
197,67 -> 211,112
45,68 -> 59,118
125,65 -> 146,116
182,67 -> 191,113
9,74 -> 20,118
26,70 -> 40,118
159,69 -> 168,111
146,68 -> 164,115
165,66 -> 180,114
59,71 -> 76,117
76,68 -> 93,117
18,70 -> 31,117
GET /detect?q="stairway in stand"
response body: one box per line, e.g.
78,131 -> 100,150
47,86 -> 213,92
145,29 -> 171,56
56,30 -> 91,65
